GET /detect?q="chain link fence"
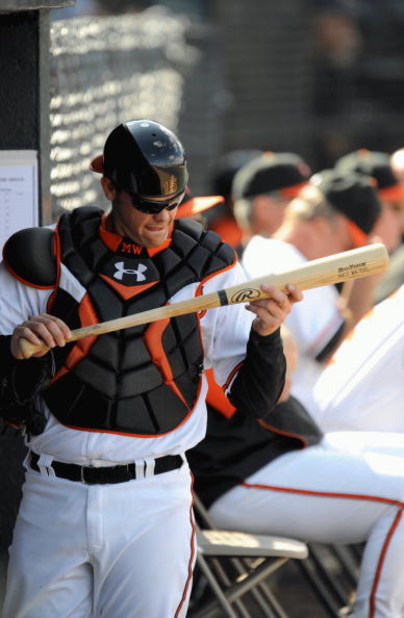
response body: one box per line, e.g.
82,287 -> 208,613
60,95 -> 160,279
49,6 -> 201,214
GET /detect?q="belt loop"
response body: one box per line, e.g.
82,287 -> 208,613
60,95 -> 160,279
135,460 -> 145,479
144,458 -> 156,478
37,453 -> 55,477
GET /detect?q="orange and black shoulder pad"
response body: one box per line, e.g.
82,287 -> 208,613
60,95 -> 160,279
3,227 -> 57,289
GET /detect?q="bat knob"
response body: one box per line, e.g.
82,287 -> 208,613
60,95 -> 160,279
20,338 -> 49,360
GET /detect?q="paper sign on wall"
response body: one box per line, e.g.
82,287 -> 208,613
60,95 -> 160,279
0,150 -> 39,256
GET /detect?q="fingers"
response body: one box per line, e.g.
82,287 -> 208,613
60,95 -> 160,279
285,284 -> 304,305
11,314 -> 71,359
247,284 -> 303,337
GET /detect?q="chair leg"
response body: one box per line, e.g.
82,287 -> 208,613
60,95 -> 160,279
254,578 -> 290,618
308,544 -> 351,607
194,553 -> 239,618
230,557 -> 284,618
329,545 -> 360,589
192,556 -> 291,618
296,557 -> 343,618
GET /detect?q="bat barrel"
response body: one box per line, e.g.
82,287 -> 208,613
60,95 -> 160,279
223,243 -> 389,304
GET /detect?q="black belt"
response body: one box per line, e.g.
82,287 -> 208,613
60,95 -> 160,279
29,452 -> 183,485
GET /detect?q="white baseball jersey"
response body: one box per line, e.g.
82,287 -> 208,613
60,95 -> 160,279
242,236 -> 344,412
0,231 -> 257,618
311,285 -> 404,432
0,258 -> 255,465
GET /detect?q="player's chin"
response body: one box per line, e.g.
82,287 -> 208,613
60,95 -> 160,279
142,228 -> 169,247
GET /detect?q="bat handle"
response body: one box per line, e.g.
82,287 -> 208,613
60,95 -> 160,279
20,337 -> 50,360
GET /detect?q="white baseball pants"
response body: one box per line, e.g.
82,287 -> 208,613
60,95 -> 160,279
209,431 -> 404,618
2,460 -> 195,618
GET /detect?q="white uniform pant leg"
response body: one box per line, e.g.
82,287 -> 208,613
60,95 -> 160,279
209,431 -> 404,618
3,462 -> 196,618
2,468 -> 93,618
93,462 -> 196,618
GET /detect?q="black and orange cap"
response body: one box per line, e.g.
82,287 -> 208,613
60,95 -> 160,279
335,149 -> 404,199
232,152 -> 311,201
311,169 -> 381,237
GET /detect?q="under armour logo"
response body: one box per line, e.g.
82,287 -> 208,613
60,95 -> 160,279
113,261 -> 148,282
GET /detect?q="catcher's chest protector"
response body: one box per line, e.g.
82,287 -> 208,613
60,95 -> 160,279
42,208 -> 235,435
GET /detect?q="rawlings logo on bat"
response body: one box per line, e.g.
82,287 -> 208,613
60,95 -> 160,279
230,288 -> 261,303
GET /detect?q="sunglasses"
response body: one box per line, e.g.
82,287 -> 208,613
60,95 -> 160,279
128,191 -> 185,214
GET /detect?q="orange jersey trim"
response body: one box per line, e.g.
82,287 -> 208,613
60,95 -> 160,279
223,360 -> 244,394
100,214 -> 173,256
257,418 -> 308,447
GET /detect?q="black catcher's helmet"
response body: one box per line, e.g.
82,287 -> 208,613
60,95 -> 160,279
91,119 -> 188,209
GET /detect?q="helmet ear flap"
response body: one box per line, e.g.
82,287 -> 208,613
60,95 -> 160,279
99,120 -> 188,200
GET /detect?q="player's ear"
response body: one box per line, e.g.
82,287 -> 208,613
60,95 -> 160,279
101,176 -> 117,201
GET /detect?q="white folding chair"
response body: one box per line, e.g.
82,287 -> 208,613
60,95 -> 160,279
189,495 -> 309,618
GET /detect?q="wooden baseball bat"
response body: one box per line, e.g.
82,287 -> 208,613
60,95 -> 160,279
20,243 -> 389,359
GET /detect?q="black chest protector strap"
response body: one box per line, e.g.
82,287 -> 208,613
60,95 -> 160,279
42,207 -> 236,436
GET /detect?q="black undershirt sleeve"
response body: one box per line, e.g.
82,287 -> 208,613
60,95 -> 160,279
0,335 -> 53,434
0,336 -> 14,376
228,328 -> 286,419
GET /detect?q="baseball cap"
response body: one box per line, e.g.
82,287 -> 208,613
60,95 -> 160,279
311,169 -> 381,246
177,187 -> 225,218
211,149 -> 263,199
232,152 -> 311,201
335,149 -> 404,201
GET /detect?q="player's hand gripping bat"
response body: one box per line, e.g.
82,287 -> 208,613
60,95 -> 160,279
19,243 -> 389,359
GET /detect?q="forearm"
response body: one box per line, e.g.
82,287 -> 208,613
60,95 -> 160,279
228,328 -> 286,418
345,274 -> 383,330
